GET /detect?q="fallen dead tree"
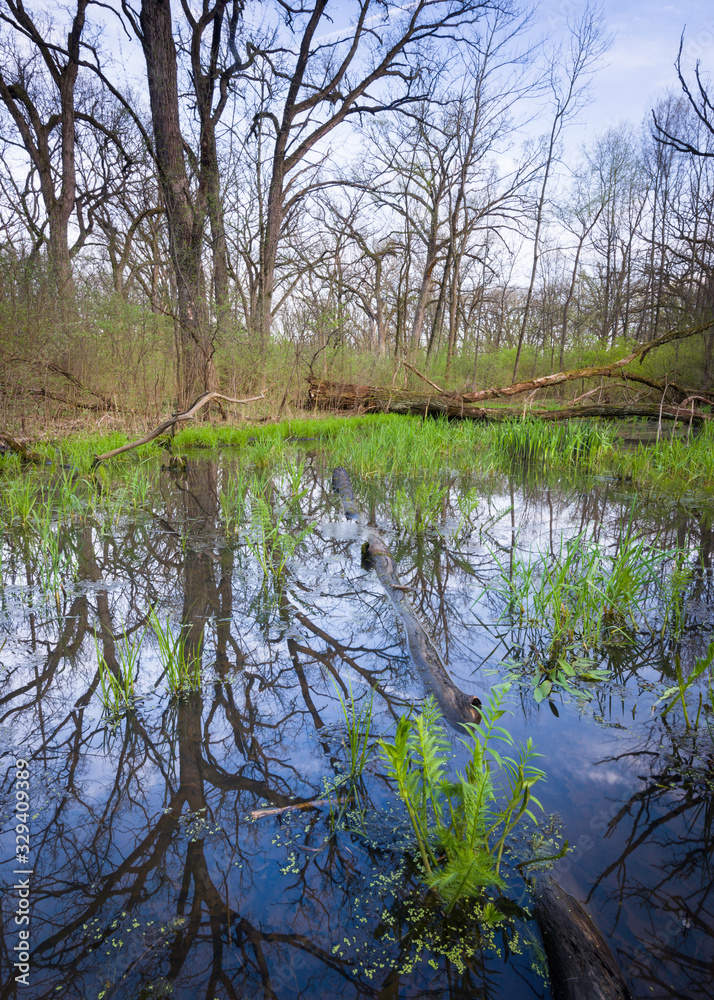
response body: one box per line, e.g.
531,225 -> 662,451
91,390 -> 264,467
310,379 -> 711,425
309,319 -> 714,423
0,430 -> 45,464
332,466 -> 482,729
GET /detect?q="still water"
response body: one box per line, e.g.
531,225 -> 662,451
1,447 -> 712,999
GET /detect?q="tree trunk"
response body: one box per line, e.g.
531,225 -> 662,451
140,0 -> 212,409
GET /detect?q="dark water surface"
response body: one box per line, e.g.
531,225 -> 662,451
1,450 -> 713,1000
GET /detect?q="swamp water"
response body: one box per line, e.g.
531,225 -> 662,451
0,437 -> 713,1000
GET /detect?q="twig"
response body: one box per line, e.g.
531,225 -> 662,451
249,795 -> 352,819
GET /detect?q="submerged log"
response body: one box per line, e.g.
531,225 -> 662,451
309,377 -> 711,424
331,465 -> 481,727
535,875 -> 634,1000
361,532 -> 482,728
332,466 -> 360,520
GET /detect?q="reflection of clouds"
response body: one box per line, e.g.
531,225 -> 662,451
588,765 -> 628,786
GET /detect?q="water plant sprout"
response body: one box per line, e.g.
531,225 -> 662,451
378,686 -> 561,914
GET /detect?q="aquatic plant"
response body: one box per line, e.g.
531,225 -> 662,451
150,611 -> 201,695
485,528 -> 670,658
333,680 -> 374,780
392,480 -> 449,535
659,640 -> 714,729
94,626 -> 144,714
487,418 -> 614,469
378,686 -> 551,913
246,484 -> 314,586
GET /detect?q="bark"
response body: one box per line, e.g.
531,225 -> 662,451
139,0 -> 213,407
310,378 -> 711,424
535,875 -> 634,1000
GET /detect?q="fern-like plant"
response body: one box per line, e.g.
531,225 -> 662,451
379,685 -> 548,913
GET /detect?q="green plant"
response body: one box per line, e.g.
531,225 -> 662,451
659,640 -> 714,729
150,611 -> 201,695
392,480 -> 449,535
246,486 -> 314,586
333,680 -> 374,780
378,686 -> 553,913
94,626 -> 144,714
485,527 -> 671,661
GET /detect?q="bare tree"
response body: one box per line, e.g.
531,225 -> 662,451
511,1 -> 609,380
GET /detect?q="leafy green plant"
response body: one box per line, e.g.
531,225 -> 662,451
150,611 -> 201,695
378,686 -> 554,913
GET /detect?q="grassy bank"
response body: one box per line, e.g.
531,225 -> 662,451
3,412 -> 713,502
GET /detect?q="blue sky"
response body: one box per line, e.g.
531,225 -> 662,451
557,0 -> 714,137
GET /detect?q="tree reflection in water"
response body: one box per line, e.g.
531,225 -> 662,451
0,457 -> 712,999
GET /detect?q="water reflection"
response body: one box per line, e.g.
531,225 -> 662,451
0,456 -> 712,999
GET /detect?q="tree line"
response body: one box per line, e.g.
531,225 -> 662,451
0,0 -> 711,414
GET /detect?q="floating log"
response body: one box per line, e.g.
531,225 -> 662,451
309,377 -> 711,425
331,466 -> 481,727
535,875 -> 634,1000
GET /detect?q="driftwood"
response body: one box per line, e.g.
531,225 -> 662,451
91,390 -> 264,467
332,467 -> 481,728
250,796 -> 353,819
535,875 -> 634,1000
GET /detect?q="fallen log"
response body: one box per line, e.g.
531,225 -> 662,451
361,532 -> 482,728
332,467 -> 481,728
91,390 -> 265,467
0,430 -> 45,464
309,378 -> 711,424
535,874 -> 634,1000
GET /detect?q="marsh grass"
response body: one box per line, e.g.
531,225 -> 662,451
150,612 -> 201,695
94,627 -> 144,714
392,480 -> 449,535
659,640 -> 714,729
333,680 -> 374,780
487,529 -> 669,652
378,687 -> 557,914
487,419 -> 614,469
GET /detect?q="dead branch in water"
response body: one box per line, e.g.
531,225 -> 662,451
91,390 -> 265,467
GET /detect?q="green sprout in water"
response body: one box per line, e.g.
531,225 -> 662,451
378,685 -> 560,914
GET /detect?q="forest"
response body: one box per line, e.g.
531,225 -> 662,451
0,0 -> 712,424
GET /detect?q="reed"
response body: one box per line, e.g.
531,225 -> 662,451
94,626 -> 144,714
659,640 -> 714,729
150,611 -> 201,695
333,680 -> 374,780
